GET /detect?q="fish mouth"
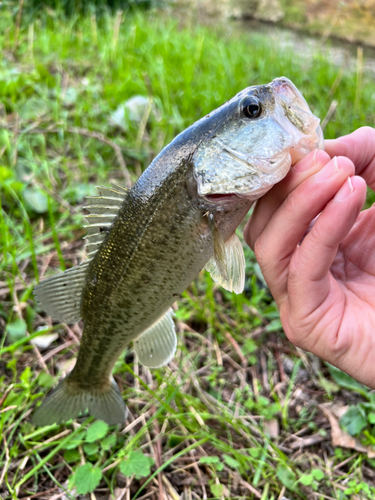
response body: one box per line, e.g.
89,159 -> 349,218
204,184 -> 274,203
204,193 -> 239,203
194,77 -> 323,203
270,77 -> 324,153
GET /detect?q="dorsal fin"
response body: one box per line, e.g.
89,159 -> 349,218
84,204 -> 121,215
84,214 -> 117,225
34,260 -> 91,323
35,182 -> 130,322
96,184 -> 128,198
85,196 -> 123,206
109,181 -> 129,194
83,182 -> 129,259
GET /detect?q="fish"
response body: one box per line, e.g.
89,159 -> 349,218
32,77 -> 323,426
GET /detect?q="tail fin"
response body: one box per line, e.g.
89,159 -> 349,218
32,376 -> 128,426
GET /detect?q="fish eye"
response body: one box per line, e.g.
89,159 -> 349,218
241,97 -> 262,119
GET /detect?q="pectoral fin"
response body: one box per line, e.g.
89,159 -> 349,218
212,222 -> 228,281
134,309 -> 177,368
206,232 -> 245,294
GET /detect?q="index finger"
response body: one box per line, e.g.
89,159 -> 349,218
325,127 -> 375,187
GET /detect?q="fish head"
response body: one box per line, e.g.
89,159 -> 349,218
193,77 -> 324,202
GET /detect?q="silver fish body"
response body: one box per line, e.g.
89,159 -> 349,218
33,77 -> 323,425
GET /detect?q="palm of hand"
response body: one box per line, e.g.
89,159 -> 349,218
284,206 -> 375,385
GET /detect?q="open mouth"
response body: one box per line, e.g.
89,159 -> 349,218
204,193 -> 239,203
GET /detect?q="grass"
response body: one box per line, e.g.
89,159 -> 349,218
1,5 -> 375,500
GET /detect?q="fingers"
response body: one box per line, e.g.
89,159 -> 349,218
334,204 -> 375,277
250,156 -> 356,303
287,175 -> 367,315
244,149 -> 331,250
325,127 -> 375,187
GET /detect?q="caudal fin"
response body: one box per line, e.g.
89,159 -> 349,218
32,376 -> 128,426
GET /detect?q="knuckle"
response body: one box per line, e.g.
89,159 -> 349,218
308,225 -> 334,251
359,125 -> 375,136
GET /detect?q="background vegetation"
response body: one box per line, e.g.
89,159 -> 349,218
5,0 -> 155,18
1,3 -> 375,499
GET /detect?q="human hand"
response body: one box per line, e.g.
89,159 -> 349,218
244,127 -> 375,388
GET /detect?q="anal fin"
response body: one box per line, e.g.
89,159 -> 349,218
134,309 -> 176,368
205,232 -> 245,294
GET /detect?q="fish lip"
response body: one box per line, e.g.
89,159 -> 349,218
235,186 -> 274,199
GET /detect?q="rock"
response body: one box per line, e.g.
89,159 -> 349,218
109,95 -> 152,131
254,0 -> 284,22
30,332 -> 58,349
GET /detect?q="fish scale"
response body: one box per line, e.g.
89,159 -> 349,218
77,169 -> 212,383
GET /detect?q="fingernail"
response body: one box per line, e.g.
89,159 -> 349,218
293,149 -> 318,172
334,177 -> 355,202
315,156 -> 339,182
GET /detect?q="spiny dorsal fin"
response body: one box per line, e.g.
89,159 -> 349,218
96,184 -> 128,198
83,182 -> 129,259
85,196 -> 123,206
109,181 -> 129,194
134,309 -> 176,368
205,232 -> 245,294
84,214 -> 117,225
34,260 -> 91,323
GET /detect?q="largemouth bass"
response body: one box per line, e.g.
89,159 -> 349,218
33,77 -> 323,426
